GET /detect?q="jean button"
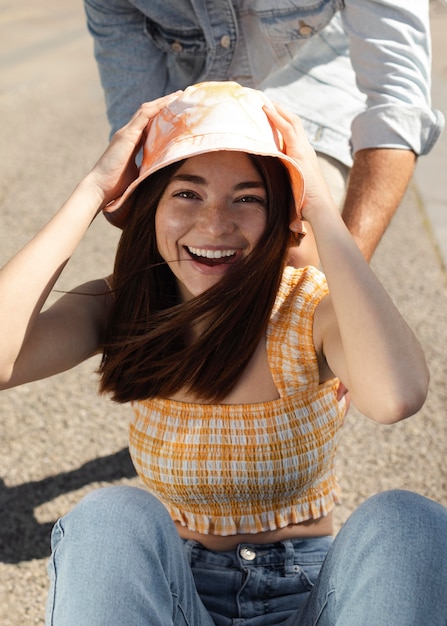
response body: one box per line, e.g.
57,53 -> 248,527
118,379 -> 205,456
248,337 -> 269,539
240,546 -> 256,561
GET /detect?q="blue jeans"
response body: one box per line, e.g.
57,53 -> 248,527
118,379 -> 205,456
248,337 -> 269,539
46,486 -> 447,625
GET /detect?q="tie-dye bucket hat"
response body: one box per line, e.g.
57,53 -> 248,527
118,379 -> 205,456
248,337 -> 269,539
104,81 -> 305,228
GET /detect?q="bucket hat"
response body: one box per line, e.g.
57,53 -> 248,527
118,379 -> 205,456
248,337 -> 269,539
104,81 -> 305,228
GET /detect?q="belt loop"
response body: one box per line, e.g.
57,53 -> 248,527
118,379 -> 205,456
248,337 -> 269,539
181,539 -> 195,566
283,539 -> 296,577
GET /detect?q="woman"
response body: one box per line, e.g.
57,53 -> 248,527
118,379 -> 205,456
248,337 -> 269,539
0,82 -> 446,625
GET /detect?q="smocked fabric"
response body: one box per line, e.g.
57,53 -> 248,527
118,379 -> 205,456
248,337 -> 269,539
129,266 -> 346,536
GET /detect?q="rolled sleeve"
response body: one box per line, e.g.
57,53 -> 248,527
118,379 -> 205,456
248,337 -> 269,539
351,104 -> 444,156
343,0 -> 444,156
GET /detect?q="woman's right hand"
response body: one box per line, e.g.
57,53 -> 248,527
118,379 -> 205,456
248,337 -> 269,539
87,92 -> 181,210
0,92 -> 179,389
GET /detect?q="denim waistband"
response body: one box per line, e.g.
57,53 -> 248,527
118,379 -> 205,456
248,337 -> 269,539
183,535 -> 333,575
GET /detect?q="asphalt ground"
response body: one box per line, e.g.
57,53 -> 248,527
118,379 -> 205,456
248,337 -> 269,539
1,2 -> 446,623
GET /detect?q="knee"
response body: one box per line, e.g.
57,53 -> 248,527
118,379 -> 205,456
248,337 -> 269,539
357,489 -> 425,520
341,490 -> 447,551
358,489 -> 444,525
59,486 -> 173,542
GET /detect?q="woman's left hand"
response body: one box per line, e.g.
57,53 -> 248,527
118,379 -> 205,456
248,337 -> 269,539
263,102 -> 337,226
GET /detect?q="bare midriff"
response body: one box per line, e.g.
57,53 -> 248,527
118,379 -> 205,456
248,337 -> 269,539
175,512 -> 333,551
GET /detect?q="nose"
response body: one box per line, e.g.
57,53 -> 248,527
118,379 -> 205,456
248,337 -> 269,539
197,202 -> 235,237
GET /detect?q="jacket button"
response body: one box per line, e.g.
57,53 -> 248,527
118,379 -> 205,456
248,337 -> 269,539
171,40 -> 183,53
298,21 -> 313,36
220,34 -> 231,49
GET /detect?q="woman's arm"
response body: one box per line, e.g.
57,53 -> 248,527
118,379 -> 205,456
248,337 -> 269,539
265,103 -> 429,424
0,94 -> 178,389
312,210 -> 429,424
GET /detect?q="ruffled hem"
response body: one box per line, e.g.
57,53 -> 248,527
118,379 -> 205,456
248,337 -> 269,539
160,486 -> 341,536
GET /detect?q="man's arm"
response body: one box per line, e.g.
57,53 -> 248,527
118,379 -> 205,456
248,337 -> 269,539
342,148 -> 416,261
339,0 -> 439,260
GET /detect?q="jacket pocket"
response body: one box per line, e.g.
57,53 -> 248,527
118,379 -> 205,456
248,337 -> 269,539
253,0 -> 344,62
144,17 -> 206,57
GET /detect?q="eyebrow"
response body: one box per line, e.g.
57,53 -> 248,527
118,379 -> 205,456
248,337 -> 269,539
170,173 -> 265,191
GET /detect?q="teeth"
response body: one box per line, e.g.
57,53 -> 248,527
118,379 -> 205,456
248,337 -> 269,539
187,246 -> 236,259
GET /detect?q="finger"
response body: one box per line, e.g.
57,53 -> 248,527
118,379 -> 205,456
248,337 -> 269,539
263,103 -> 309,154
263,101 -> 303,131
137,91 -> 182,122
121,91 -> 183,136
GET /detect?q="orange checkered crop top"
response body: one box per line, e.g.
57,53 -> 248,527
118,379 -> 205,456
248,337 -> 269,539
128,266 -> 346,536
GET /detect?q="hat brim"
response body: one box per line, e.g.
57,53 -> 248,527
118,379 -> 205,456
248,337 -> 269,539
103,139 -> 304,228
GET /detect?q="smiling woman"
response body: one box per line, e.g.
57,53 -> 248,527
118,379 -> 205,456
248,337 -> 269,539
100,149 -> 295,404
155,152 -> 268,298
0,81 -> 446,625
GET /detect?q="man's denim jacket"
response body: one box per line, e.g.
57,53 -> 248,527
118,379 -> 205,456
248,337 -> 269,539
85,0 -> 443,165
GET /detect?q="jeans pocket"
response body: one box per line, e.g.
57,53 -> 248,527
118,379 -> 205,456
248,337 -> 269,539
292,536 -> 333,589
293,559 -> 324,590
45,520 -> 65,625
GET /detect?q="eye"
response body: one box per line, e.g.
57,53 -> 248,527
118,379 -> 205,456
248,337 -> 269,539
236,195 -> 266,204
174,190 -> 198,200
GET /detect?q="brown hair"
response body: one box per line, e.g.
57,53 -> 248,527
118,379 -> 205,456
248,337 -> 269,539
99,153 -> 296,403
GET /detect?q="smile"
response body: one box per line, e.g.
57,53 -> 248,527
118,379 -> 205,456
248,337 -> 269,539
185,246 -> 239,267
186,246 -> 237,259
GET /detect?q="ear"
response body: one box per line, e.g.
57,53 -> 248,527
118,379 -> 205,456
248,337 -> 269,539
289,218 -> 307,242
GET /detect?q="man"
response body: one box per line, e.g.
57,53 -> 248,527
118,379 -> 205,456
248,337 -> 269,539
84,0 -> 443,260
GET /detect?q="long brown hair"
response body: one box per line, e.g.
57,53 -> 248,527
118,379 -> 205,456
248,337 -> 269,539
99,153 -> 296,403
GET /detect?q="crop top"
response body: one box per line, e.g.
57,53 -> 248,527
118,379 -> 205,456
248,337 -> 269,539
128,266 -> 346,535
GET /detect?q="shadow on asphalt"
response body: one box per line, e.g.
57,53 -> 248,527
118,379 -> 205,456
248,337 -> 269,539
0,448 -> 136,564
